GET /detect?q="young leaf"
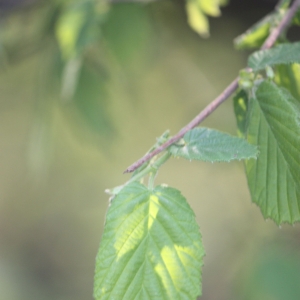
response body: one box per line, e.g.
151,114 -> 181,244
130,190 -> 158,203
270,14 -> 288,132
94,182 -> 204,300
185,0 -> 228,37
168,127 -> 258,162
234,14 -> 272,50
248,42 -> 300,71
234,1 -> 290,50
186,0 -> 209,37
245,80 -> 300,224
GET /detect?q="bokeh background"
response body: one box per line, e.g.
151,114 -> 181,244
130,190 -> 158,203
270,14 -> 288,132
1,0 -> 300,299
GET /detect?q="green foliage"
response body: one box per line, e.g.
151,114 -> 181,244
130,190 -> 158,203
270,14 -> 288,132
94,182 -> 204,300
72,65 -> 113,135
248,42 -> 300,71
56,0 -> 109,100
93,2 -> 300,297
102,3 -> 153,66
241,81 -> 300,224
234,0 -> 290,50
185,0 -> 228,37
4,0 -> 300,298
55,0 -> 108,60
234,14 -> 273,50
169,127 -> 258,162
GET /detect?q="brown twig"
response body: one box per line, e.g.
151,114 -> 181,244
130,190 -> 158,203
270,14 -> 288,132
124,0 -> 300,173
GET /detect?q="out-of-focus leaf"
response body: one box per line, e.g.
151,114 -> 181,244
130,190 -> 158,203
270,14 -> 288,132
234,0 -> 290,51
185,0 -> 228,37
55,1 -> 108,59
186,1 -> 209,37
245,80 -> 300,224
234,19 -> 271,50
292,4 -> 300,25
71,65 -> 113,136
198,0 -> 221,17
94,182 -> 204,300
248,42 -> 300,71
56,2 -> 89,59
169,127 -> 258,162
102,3 -> 153,66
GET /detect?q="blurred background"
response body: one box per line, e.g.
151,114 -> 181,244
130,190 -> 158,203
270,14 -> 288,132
0,0 -> 300,299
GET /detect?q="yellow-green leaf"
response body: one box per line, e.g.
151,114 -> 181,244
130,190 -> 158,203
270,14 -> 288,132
94,182 -> 204,299
186,1 -> 209,37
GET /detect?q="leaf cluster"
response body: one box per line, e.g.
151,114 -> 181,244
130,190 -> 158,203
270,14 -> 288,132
94,1 -> 300,299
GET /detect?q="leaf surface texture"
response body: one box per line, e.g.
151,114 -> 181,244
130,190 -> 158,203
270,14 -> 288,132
169,127 -> 257,162
245,81 -> 300,224
248,43 -> 300,71
94,182 -> 204,300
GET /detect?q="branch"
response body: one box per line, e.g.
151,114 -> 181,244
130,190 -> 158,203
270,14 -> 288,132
261,0 -> 300,50
125,79 -> 238,173
124,0 -> 300,173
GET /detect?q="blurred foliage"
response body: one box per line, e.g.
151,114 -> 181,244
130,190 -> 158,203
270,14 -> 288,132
0,0 -> 231,161
0,0 -> 158,173
0,1 -> 109,152
0,0 -> 231,170
236,243 -> 300,300
102,3 -> 153,66
234,0 -> 290,50
186,0 -> 228,37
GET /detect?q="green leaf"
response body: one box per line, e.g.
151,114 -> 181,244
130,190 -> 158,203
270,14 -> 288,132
198,0 -> 222,17
234,1 -> 290,50
234,15 -> 271,50
94,182 -> 204,300
248,42 -> 300,71
185,0 -> 228,37
186,1 -> 209,37
55,1 -> 108,59
245,80 -> 300,224
168,127 -> 258,162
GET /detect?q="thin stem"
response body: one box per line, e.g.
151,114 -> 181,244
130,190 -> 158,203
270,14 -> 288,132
126,151 -> 171,184
148,172 -> 157,190
124,0 -> 300,173
152,152 -> 172,169
261,0 -> 300,49
125,79 -> 238,173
